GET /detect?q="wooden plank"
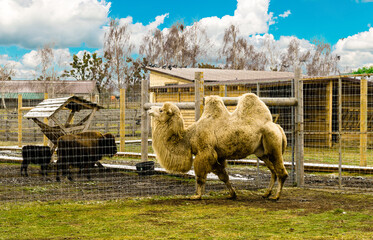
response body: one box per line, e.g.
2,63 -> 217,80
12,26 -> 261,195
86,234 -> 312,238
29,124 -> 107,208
82,108 -> 97,132
222,97 -> 298,106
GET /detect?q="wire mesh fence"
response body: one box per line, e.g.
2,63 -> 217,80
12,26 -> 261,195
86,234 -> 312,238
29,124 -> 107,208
1,75 -> 373,202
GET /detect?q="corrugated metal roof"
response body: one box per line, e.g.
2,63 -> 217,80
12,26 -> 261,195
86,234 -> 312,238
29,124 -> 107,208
146,67 -> 295,82
0,80 -> 98,94
24,96 -> 103,119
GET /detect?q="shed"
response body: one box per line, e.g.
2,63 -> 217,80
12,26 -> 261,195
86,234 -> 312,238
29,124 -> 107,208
146,67 -> 373,148
24,96 -> 103,150
0,80 -> 99,108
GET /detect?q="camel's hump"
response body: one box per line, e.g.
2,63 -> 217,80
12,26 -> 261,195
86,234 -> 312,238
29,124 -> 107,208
233,93 -> 272,121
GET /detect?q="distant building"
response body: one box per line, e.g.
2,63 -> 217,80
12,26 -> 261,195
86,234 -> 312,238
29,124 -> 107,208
0,80 -> 99,108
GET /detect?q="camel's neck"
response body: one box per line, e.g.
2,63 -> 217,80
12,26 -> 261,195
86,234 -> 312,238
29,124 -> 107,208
152,121 -> 193,173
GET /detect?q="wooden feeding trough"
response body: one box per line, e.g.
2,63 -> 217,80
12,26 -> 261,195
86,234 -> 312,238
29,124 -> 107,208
24,96 -> 103,151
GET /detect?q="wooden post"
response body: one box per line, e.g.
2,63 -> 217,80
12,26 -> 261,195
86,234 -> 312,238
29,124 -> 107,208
43,93 -> 49,146
120,89 -> 126,152
18,94 -> 22,147
326,80 -> 333,148
294,67 -> 304,187
338,78 -> 343,188
219,85 -> 226,97
141,78 -> 149,162
360,78 -> 368,166
194,72 -> 204,121
149,92 -> 156,135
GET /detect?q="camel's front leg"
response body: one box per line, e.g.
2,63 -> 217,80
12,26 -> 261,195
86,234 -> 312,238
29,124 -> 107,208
191,152 -> 213,200
191,175 -> 207,200
212,162 -> 237,199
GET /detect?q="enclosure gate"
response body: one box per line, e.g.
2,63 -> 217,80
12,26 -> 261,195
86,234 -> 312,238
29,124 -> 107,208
140,70 -> 304,187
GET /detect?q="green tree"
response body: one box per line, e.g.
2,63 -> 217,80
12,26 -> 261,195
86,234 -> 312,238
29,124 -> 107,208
197,63 -> 221,69
62,52 -> 111,93
353,66 -> 373,74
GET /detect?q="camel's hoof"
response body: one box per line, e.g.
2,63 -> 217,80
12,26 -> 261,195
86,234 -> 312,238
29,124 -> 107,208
262,194 -> 270,199
228,193 -> 237,200
190,195 -> 202,200
262,191 -> 272,199
268,196 -> 280,202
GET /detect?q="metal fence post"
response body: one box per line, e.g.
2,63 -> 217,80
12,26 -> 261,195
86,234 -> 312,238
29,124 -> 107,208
294,67 -> 304,187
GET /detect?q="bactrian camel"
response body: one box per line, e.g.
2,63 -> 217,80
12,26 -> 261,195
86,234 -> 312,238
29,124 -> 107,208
149,93 -> 288,200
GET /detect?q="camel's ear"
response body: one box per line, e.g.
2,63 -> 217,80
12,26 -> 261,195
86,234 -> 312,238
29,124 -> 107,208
167,108 -> 173,116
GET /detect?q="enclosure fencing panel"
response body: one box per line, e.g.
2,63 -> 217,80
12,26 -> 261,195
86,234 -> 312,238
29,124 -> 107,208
303,77 -> 373,189
1,89 -> 220,202
1,76 -> 372,202
152,81 -> 296,190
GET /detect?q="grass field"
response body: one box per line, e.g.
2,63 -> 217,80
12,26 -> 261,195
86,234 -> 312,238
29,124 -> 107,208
1,188 -> 373,240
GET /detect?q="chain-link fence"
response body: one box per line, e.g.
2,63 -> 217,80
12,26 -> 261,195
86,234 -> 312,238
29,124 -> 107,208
1,74 -> 372,202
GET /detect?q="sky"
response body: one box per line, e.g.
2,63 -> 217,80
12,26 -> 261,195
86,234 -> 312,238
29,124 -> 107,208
0,0 -> 373,79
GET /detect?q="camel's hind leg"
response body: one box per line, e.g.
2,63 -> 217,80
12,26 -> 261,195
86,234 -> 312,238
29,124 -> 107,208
259,156 -> 277,199
261,124 -> 289,200
270,153 -> 288,200
212,161 -> 237,199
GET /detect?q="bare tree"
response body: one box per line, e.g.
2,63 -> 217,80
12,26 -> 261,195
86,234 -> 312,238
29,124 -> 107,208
306,40 -> 339,76
35,43 -> 64,96
104,19 -> 134,89
280,38 -> 310,72
0,63 -> 15,110
163,22 -> 187,67
262,35 -> 281,71
37,43 -> 56,81
139,29 -> 164,66
184,21 -> 210,68
140,21 -> 210,68
220,24 -> 267,70
220,24 -> 240,69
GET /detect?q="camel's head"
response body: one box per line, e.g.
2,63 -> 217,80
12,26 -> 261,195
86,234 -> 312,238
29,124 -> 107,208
149,103 -> 185,139
148,103 -> 181,123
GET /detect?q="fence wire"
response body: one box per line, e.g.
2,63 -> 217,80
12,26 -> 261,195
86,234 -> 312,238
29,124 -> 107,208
1,77 -> 373,202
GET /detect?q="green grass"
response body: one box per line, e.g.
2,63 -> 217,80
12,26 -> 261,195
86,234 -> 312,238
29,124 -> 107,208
1,190 -> 373,240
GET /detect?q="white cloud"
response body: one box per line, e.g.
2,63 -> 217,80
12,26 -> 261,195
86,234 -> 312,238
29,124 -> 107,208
197,0 -> 272,46
0,0 -> 110,49
120,13 -> 169,52
333,28 -> 373,69
279,10 -> 291,18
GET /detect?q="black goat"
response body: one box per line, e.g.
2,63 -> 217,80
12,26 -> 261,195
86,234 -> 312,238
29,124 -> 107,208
21,145 -> 52,177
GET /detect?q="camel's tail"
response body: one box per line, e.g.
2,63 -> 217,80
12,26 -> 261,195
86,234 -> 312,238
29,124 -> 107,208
276,124 -> 287,154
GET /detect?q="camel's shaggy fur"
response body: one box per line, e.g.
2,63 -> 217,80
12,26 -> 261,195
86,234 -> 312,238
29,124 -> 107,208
149,93 -> 288,200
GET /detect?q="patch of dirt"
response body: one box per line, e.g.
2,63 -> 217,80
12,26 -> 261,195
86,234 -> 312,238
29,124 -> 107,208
1,162 -> 373,215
